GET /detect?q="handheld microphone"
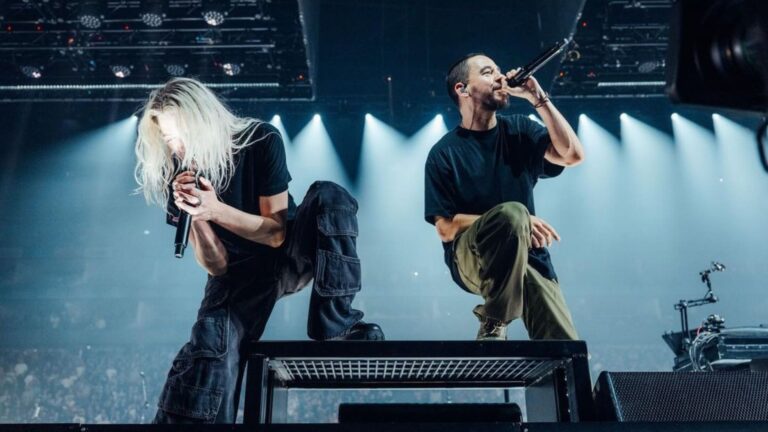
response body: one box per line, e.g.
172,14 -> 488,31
174,212 -> 191,258
507,38 -> 571,87
174,173 -> 199,259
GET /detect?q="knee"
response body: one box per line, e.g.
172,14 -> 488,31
486,202 -> 530,236
308,181 -> 358,212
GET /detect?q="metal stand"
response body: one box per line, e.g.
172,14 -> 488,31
673,262 -> 725,353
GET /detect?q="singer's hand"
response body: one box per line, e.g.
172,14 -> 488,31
172,170 -> 197,208
530,215 -> 560,249
173,176 -> 221,222
501,68 -> 546,105
172,171 -> 198,190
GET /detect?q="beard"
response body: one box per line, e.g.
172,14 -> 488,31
480,92 -> 510,111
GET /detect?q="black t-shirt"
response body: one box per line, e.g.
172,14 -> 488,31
424,114 -> 564,289
167,122 -> 296,258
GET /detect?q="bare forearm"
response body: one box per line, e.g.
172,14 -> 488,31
189,220 -> 228,276
212,201 -> 286,248
436,213 -> 480,243
535,100 -> 584,165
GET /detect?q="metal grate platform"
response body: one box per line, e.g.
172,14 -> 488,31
270,357 -> 566,386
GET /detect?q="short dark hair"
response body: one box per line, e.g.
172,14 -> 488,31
445,52 -> 486,106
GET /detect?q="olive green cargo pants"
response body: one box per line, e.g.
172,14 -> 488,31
454,202 -> 578,340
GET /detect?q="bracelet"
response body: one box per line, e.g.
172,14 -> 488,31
533,94 -> 550,109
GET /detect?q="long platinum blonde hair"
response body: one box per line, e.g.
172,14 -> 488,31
134,77 -> 265,207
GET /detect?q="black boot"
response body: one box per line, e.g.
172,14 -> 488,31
333,321 -> 385,341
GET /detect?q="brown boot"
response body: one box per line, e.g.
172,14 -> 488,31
477,317 -> 508,341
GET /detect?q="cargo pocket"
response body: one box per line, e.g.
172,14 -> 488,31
158,308 -> 230,422
317,209 -> 358,237
157,380 -> 223,423
314,249 -> 362,297
186,308 -> 228,359
167,308 -> 229,384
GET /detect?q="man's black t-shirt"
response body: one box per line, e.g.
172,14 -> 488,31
424,114 -> 564,289
167,122 -> 297,258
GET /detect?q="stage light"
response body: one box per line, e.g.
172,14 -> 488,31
140,0 -> 165,27
0,82 -> 280,91
20,66 -> 42,79
79,14 -> 101,29
288,113 -> 346,193
165,64 -> 186,77
597,81 -> 665,87
269,115 -> 289,144
436,114 -> 443,121
620,113 -> 628,120
221,63 -> 240,76
141,13 -> 163,27
202,0 -> 226,26
637,60 -> 660,74
579,114 -> 586,120
111,65 -> 132,78
78,0 -> 103,29
671,113 -> 720,188
365,113 -> 372,120
566,49 -> 581,62
203,10 -> 225,26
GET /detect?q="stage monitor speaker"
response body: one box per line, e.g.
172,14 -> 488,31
594,371 -> 768,422
338,403 -> 522,423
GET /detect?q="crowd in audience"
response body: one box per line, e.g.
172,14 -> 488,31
0,346 -> 173,423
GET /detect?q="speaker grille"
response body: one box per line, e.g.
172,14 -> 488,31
595,372 -> 768,421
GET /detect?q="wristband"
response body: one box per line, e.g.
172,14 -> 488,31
533,94 -> 550,109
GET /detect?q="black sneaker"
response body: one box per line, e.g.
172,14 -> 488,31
333,321 -> 385,341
